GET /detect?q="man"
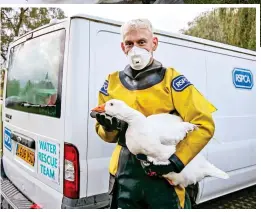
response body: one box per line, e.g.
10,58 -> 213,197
94,19 -> 216,209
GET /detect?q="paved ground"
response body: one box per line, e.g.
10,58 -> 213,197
195,186 -> 256,209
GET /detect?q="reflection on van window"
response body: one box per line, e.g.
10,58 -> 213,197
6,29 -> 65,118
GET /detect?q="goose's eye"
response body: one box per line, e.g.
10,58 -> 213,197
110,103 -> 114,106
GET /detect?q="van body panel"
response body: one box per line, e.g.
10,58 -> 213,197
205,52 -> 256,168
87,21 -> 125,197
64,18 -> 90,198
198,165 -> 256,204
2,21 -> 70,207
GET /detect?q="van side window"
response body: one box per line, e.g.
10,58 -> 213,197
5,29 -> 66,118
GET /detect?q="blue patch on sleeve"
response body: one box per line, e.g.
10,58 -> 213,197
171,75 -> 192,92
100,80 -> 109,96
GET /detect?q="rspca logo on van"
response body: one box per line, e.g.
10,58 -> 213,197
4,128 -> 12,152
232,68 -> 253,89
172,75 -> 192,92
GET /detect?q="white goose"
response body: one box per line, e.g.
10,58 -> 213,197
92,99 -> 229,187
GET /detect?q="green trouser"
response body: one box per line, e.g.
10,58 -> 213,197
109,146 -> 191,209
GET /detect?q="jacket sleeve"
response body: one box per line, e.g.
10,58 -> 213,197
95,75 -> 119,143
168,69 -> 217,173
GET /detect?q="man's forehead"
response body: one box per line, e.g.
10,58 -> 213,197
123,28 -> 153,41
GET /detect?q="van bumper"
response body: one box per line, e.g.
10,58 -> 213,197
1,179 -> 110,209
1,158 -> 32,209
1,174 -> 33,209
1,158 -> 110,209
61,193 -> 110,209
1,177 -> 110,210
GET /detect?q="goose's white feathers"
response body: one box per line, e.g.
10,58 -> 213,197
147,113 -> 197,146
92,99 -> 229,187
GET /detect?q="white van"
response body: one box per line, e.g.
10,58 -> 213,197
1,14 -> 256,209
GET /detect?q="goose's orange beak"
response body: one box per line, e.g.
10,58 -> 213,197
91,104 -> 105,113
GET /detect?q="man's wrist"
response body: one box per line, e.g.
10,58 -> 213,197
168,154 -> 185,173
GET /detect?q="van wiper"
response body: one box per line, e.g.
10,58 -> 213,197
20,102 -> 56,108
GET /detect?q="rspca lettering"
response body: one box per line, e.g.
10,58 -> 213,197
172,75 -> 192,92
233,68 -> 253,89
38,140 -> 60,184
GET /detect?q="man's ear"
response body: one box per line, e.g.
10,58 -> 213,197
121,42 -> 127,54
152,37 -> 159,51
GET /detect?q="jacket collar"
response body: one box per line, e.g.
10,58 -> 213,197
123,59 -> 162,80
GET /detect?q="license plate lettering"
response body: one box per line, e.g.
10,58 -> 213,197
16,144 -> 35,166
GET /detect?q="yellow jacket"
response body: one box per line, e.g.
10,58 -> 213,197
95,64 -> 216,208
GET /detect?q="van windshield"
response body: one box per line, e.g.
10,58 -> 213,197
5,29 -> 65,118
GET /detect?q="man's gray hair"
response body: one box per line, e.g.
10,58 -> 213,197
121,19 -> 154,39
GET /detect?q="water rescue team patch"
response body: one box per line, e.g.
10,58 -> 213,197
100,80 -> 109,96
171,75 -> 192,92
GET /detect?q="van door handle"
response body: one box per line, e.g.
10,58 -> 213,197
11,132 -> 35,149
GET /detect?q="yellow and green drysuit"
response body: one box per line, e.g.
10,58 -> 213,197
95,60 -> 216,209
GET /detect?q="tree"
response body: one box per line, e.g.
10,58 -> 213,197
180,8 -> 256,51
1,7 -> 66,68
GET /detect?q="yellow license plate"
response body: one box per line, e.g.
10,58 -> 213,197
16,144 -> 35,166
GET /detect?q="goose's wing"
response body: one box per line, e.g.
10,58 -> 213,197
180,154 -> 229,186
147,114 -> 194,146
164,154 -> 229,187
